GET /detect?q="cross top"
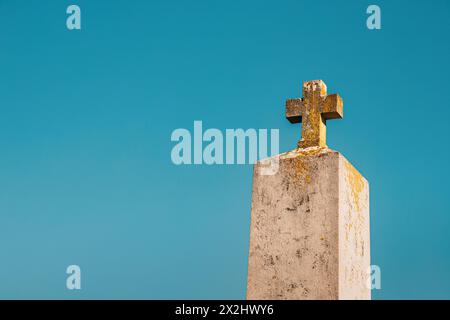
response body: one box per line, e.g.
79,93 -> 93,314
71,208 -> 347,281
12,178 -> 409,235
286,80 -> 343,148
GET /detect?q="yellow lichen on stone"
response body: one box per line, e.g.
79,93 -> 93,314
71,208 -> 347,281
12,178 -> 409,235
297,146 -> 328,157
293,157 -> 308,180
344,161 -> 365,212
305,175 -> 312,184
291,147 -> 329,184
286,80 -> 343,149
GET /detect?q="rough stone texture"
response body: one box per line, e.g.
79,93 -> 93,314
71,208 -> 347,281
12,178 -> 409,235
286,80 -> 343,149
246,147 -> 370,300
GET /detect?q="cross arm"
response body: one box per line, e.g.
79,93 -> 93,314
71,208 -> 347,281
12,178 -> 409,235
286,98 -> 304,124
321,94 -> 343,120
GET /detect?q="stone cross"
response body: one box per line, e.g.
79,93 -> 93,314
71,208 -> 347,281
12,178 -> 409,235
247,79 -> 370,300
286,80 -> 343,148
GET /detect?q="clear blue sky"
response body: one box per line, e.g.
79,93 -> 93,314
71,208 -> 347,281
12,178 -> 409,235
0,0 -> 449,299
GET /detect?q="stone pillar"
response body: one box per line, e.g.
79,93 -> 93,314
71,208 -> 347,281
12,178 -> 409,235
246,147 -> 370,300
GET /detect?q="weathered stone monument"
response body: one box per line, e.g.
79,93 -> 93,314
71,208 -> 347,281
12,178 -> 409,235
247,80 -> 370,300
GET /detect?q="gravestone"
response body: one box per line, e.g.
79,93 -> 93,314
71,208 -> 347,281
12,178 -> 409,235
247,80 -> 370,300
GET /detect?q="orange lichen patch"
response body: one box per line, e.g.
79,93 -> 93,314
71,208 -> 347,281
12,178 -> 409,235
344,161 -> 365,212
